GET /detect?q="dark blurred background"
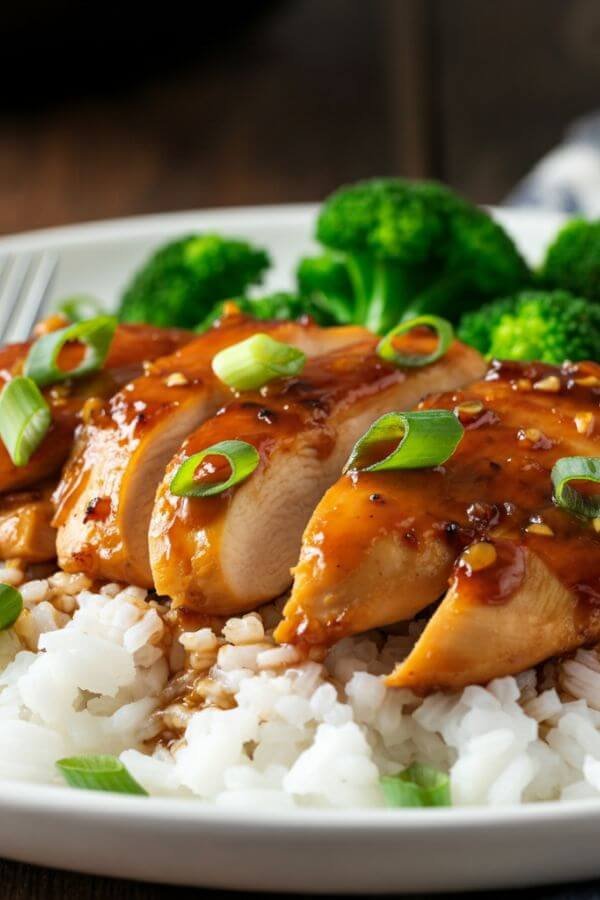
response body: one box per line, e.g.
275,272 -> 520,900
2,0 -> 600,235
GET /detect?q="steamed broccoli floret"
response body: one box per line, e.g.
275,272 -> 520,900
118,234 -> 270,328
458,290 -> 600,364
296,254 -> 355,324
315,178 -> 530,333
195,291 -> 337,333
541,219 -> 600,302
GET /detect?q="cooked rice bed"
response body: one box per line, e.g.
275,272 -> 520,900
2,563 -> 600,808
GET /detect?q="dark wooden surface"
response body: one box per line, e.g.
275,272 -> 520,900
2,0 -> 600,236
2,0 -> 600,895
2,857 -> 600,899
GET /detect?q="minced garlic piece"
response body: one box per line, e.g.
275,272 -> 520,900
454,400 -> 483,419
524,428 -> 541,442
574,411 -> 595,435
461,542 -> 497,572
575,375 -> 600,388
533,376 -> 561,393
526,522 -> 554,537
164,372 -> 189,387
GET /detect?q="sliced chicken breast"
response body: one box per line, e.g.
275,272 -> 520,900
150,337 -> 483,614
0,322 -> 191,494
388,541 -> 597,692
54,314 -> 368,587
0,483 -> 56,562
276,359 -> 600,691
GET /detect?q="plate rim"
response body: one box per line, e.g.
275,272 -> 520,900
2,777 -> 600,830
0,202 -> 567,253
0,200 -> 585,835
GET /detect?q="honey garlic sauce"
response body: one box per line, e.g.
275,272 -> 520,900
318,359 -> 600,613
151,339 -> 402,608
0,324 -> 192,495
52,315 -> 345,560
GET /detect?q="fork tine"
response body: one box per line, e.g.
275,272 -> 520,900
4,252 -> 59,344
0,255 -> 32,344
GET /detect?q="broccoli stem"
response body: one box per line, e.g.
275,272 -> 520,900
345,255 -> 426,334
310,292 -> 355,325
344,253 -> 374,325
363,264 -> 416,334
401,273 -> 468,324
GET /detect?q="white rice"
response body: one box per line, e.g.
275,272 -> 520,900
4,563 -> 600,808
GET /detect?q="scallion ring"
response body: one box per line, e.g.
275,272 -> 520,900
551,456 -> 600,519
56,755 -> 147,795
0,584 -> 23,630
0,376 -> 52,466
24,315 -> 117,388
170,439 -> 260,498
212,333 -> 306,391
377,315 -> 454,368
58,294 -> 104,323
380,763 -> 451,808
344,410 -> 464,474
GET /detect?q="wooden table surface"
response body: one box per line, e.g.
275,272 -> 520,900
2,0 -> 600,237
1,856 -> 600,899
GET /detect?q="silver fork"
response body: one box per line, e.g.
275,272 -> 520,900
0,252 -> 59,344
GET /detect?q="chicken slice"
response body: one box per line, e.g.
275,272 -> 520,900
54,314 -> 368,587
0,322 -> 191,494
387,540 -> 599,691
150,337 -> 483,614
276,358 -> 600,690
0,483 -> 56,563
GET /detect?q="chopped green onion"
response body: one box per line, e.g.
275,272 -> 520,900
344,410 -> 464,473
551,456 -> 600,519
212,333 -> 306,391
0,585 -> 23,630
170,439 -> 260,498
380,763 -> 451,808
0,376 -> 52,466
56,755 -> 147,795
24,315 -> 117,388
377,315 -> 454,368
58,294 -> 104,323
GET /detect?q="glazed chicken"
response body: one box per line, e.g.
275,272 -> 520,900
0,321 -> 191,495
149,336 -> 483,614
53,313 -> 369,586
0,483 -> 56,562
275,359 -> 600,692
0,321 -> 191,563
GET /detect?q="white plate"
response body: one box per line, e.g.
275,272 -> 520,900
0,203 -> 592,896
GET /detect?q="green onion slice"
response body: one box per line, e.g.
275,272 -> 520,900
24,315 -> 117,388
377,315 -> 454,368
58,294 -> 104,323
211,333 -> 306,391
0,584 -> 23,630
56,755 -> 147,795
170,439 -> 260,498
344,410 -> 464,473
380,763 -> 451,808
0,376 -> 52,466
551,456 -> 600,519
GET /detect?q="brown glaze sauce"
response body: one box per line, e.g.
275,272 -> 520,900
162,339 -> 397,531
454,539 -> 527,605
152,337 -> 413,609
0,323 -> 192,494
316,359 -> 600,615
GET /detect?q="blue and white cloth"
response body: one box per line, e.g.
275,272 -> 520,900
505,111 -> 600,218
